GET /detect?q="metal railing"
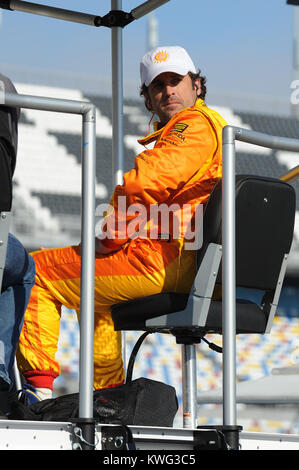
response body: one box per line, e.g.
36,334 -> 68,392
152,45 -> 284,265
222,125 -> 299,428
2,91 -> 96,428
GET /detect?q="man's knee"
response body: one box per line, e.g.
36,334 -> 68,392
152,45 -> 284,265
3,234 -> 35,289
23,253 -> 36,287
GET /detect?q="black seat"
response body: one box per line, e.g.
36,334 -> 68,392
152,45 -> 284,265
111,175 -> 296,430
111,292 -> 266,335
112,175 -> 295,338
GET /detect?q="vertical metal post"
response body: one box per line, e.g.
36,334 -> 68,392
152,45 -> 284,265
291,6 -> 299,118
79,106 -> 96,421
182,344 -> 198,429
13,358 -> 22,392
222,126 -> 237,427
0,212 -> 10,293
111,0 -> 124,187
111,0 -> 126,372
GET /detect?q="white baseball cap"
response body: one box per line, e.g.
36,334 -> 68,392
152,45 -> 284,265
140,46 -> 197,87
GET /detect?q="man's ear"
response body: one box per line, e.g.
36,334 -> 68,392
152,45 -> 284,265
194,78 -> 201,97
145,97 -> 152,111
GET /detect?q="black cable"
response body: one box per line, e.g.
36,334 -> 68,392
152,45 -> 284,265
125,331 -> 152,383
202,337 -> 223,353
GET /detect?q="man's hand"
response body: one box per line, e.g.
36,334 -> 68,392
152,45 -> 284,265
95,237 -> 119,255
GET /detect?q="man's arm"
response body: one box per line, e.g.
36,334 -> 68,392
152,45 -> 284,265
99,111 -> 217,253
95,237 -> 120,255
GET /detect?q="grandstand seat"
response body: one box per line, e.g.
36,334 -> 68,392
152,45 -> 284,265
111,175 -> 296,430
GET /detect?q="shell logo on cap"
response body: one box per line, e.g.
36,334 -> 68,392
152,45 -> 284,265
152,50 -> 169,63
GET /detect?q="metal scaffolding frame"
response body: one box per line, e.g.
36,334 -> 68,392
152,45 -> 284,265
0,0 -> 171,449
0,0 -> 170,185
222,125 -> 299,431
1,90 -> 96,447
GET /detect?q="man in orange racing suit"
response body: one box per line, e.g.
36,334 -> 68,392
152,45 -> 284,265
17,46 -> 227,403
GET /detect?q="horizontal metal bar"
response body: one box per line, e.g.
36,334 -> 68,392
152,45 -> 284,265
2,0 -> 101,26
280,165 -> 299,183
232,126 -> 299,153
0,0 -> 171,28
131,0 -> 170,20
1,91 -> 93,116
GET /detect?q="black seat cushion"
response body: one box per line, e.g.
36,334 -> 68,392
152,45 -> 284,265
204,299 -> 267,334
111,293 -> 189,330
111,293 -> 267,334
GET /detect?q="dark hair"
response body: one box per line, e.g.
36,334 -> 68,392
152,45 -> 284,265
188,70 -> 207,101
139,68 -> 207,111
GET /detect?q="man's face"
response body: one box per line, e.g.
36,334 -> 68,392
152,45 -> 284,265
147,72 -> 200,126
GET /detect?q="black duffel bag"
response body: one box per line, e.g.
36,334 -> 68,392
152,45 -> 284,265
9,377 -> 178,427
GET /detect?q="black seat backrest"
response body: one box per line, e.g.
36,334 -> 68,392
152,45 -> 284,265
0,137 -> 13,294
0,139 -> 13,212
197,175 -> 296,291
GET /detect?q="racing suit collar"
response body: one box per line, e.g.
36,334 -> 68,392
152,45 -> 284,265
138,98 -> 206,147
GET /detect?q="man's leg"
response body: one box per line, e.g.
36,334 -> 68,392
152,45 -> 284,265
0,234 -> 35,386
0,139 -> 36,412
16,277 -> 62,397
17,244 -> 125,396
17,240 -> 176,396
0,234 -> 35,412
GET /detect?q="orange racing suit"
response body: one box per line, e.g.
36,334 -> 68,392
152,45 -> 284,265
17,98 -> 227,390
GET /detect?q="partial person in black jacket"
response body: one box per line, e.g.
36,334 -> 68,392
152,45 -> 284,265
0,73 -> 35,415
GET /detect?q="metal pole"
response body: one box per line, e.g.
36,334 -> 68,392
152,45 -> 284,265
222,125 -> 237,427
111,0 -> 124,187
131,0 -> 170,20
1,91 -> 89,114
79,106 -> 96,420
220,125 -> 299,446
1,0 -> 171,26
291,4 -> 299,118
13,358 -> 22,392
234,126 -> 299,151
147,13 -> 158,50
111,0 -> 126,373
182,344 -> 198,429
2,0 -> 101,26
